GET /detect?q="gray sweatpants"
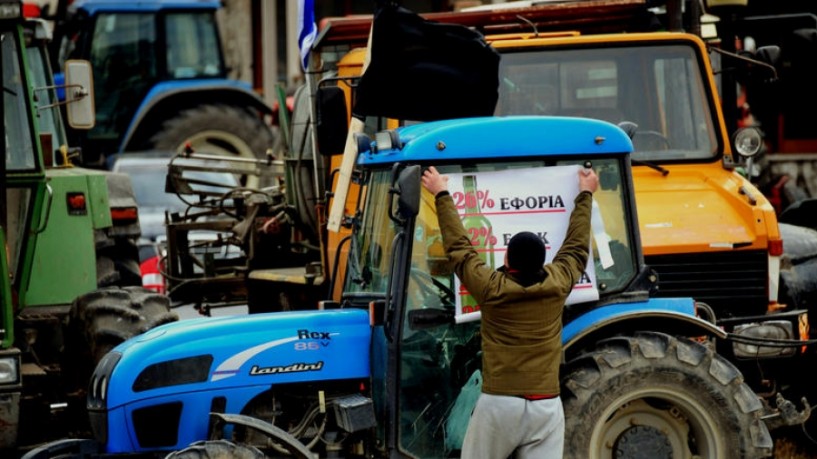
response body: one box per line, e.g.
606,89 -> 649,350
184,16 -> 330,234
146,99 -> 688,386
460,393 -> 564,459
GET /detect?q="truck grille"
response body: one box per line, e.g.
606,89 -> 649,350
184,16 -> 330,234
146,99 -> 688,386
645,250 -> 768,318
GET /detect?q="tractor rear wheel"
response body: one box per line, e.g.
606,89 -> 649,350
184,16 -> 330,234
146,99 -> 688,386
148,104 -> 277,188
63,286 -> 178,389
562,331 -> 773,459
96,231 -> 142,288
165,440 -> 265,459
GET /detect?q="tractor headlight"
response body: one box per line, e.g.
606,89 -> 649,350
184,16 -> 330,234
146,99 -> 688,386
732,320 -> 796,358
0,355 -> 20,385
733,127 -> 762,158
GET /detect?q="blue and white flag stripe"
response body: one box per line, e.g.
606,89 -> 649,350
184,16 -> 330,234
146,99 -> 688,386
297,0 -> 317,71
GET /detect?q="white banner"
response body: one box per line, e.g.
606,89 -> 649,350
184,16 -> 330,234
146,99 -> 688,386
446,165 -> 600,324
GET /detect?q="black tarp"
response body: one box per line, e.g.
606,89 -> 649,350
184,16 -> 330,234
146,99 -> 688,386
354,3 -> 500,122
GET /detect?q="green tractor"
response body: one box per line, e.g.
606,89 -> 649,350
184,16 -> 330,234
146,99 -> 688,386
1,2 -> 177,454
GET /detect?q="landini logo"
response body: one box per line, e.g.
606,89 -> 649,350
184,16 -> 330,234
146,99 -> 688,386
250,361 -> 325,376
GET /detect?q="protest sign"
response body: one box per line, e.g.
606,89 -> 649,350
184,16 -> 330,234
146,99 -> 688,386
447,165 -> 599,323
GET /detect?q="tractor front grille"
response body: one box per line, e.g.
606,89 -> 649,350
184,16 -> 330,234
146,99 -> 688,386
645,250 -> 768,318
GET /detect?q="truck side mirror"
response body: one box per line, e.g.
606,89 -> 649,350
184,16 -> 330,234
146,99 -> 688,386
64,60 -> 95,129
316,86 -> 349,155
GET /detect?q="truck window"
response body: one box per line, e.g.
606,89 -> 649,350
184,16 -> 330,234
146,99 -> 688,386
3,30 -> 36,171
496,44 -> 718,162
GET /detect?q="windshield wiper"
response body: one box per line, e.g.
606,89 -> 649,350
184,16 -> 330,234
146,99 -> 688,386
632,159 -> 670,176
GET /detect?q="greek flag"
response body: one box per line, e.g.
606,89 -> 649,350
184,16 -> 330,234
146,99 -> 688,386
297,0 -> 317,71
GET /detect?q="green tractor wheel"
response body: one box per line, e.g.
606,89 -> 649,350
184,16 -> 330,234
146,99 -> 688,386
62,286 -> 178,389
95,231 -> 141,288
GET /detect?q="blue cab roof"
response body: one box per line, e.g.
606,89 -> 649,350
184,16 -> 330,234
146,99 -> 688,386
71,0 -> 220,14
358,116 -> 633,166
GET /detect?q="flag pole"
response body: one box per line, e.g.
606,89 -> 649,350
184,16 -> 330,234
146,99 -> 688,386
326,26 -> 373,233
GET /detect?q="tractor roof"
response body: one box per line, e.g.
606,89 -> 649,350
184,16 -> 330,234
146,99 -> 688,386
358,116 -> 632,165
70,0 -> 220,15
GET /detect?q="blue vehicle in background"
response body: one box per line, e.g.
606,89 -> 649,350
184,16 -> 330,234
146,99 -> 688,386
23,116 -> 776,458
51,0 -> 277,183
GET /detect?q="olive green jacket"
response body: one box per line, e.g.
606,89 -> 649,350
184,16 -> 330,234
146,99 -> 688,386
436,190 -> 592,396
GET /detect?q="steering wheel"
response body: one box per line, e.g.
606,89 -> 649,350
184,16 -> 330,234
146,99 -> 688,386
633,130 -> 671,150
410,267 -> 456,306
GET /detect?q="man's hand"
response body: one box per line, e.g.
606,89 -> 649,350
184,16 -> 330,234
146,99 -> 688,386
579,168 -> 599,194
422,166 -> 449,195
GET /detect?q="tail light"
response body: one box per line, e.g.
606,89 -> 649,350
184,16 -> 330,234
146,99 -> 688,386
111,206 -> 139,223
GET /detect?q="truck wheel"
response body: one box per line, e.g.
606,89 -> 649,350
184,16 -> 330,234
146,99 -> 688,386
148,104 -> 277,188
562,331 -> 773,459
63,286 -> 178,388
165,440 -> 265,459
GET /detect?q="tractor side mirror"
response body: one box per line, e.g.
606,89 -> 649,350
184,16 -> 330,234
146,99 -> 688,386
64,60 -> 95,129
396,165 -> 421,220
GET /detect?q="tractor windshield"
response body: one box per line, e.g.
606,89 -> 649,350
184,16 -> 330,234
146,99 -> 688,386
4,29 -> 36,171
495,43 -> 719,163
86,12 -> 157,146
349,156 -> 639,457
164,12 -> 224,79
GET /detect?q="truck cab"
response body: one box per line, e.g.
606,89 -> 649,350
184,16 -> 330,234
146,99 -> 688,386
489,31 -> 781,320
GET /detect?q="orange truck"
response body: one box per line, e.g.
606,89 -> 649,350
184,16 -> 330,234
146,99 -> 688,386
307,0 -> 814,442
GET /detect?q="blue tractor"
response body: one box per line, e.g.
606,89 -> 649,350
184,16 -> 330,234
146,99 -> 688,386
24,116 -> 779,458
50,0 -> 277,181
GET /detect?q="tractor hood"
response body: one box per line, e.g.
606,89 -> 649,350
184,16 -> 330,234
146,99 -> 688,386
632,165 -> 779,255
90,309 -> 372,411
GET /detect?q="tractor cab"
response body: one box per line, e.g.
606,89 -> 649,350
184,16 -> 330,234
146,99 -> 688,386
343,116 -> 654,457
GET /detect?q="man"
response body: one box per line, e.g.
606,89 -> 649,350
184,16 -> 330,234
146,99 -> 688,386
421,165 -> 599,459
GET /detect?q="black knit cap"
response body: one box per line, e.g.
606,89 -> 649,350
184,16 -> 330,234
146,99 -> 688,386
507,231 -> 546,273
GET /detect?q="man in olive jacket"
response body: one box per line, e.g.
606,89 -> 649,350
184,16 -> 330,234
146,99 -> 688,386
421,166 -> 598,459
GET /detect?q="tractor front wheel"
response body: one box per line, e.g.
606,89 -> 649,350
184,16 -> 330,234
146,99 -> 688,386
562,331 -> 773,459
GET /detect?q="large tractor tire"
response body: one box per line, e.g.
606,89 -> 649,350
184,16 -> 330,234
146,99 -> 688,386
148,104 -> 277,189
63,286 -> 178,389
561,331 -> 773,459
165,440 -> 265,459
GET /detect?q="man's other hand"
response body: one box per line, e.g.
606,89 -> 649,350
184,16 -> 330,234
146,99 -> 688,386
579,168 -> 599,194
